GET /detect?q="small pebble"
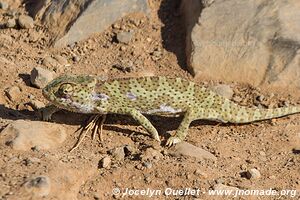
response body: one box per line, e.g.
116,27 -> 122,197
18,15 -> 34,29
54,55 -> 69,66
259,151 -> 266,156
99,156 -> 111,168
94,193 -> 101,200
0,1 -> 8,10
143,161 -> 152,169
211,84 -> 234,99
72,55 -> 80,62
269,175 -> 276,179
216,178 -> 225,184
6,18 -> 16,28
112,64 -> 133,73
112,23 -> 120,29
23,157 -> 41,166
17,103 -> 28,110
6,9 -> 16,17
120,46 -> 126,51
194,169 -> 208,178
31,146 -> 41,152
283,100 -> 289,107
140,148 -> 163,161
214,183 -> 239,191
29,100 -> 45,110
108,147 -> 125,161
124,145 -> 136,156
246,168 -> 261,179
136,163 -> 143,170
233,96 -> 243,102
28,94 -> 35,100
24,176 -> 51,197
120,25 -> 126,30
150,48 -> 163,60
28,31 -> 40,42
144,176 -> 152,183
256,95 -> 264,102
42,56 -> 58,68
116,31 -> 134,44
194,169 -> 202,176
5,86 -> 21,101
130,19 -> 140,27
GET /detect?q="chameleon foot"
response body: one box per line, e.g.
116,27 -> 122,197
40,105 -> 60,121
166,136 -> 182,147
69,114 -> 106,152
41,111 -> 52,121
94,114 -> 107,141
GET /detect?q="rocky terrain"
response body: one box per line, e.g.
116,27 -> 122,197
0,0 -> 299,199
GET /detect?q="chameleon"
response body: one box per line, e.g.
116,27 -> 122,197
42,75 -> 300,149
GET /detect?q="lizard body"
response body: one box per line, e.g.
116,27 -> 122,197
42,75 -> 300,146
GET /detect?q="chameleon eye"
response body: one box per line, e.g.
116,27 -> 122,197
58,83 -> 73,97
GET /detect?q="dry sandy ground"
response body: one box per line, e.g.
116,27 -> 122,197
0,0 -> 300,199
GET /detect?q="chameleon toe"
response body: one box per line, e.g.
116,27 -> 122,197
166,136 -> 182,147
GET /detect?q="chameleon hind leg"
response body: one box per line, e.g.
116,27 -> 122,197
166,108 -> 196,147
70,114 -> 106,152
166,108 -> 225,146
115,108 -> 160,142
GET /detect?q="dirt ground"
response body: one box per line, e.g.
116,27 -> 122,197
0,0 -> 300,199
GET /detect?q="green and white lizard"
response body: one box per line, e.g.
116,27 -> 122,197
42,75 -> 300,149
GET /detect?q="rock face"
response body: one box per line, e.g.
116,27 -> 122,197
181,0 -> 300,91
32,0 -> 149,47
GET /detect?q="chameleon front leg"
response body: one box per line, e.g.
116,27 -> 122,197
166,108 -> 196,147
40,104 -> 60,121
115,108 -> 161,142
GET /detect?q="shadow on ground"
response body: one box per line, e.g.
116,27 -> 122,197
0,103 -> 235,139
158,0 -> 187,70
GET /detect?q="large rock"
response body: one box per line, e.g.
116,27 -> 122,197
169,141 -> 217,161
182,0 -> 300,91
31,0 -> 149,47
0,120 -> 67,151
18,15 -> 35,29
30,67 -> 55,89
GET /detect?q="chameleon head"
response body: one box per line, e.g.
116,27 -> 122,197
42,75 -> 97,113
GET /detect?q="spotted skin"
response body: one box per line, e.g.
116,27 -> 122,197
42,75 -> 300,146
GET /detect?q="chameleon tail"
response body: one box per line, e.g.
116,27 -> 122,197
227,105 -> 300,123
